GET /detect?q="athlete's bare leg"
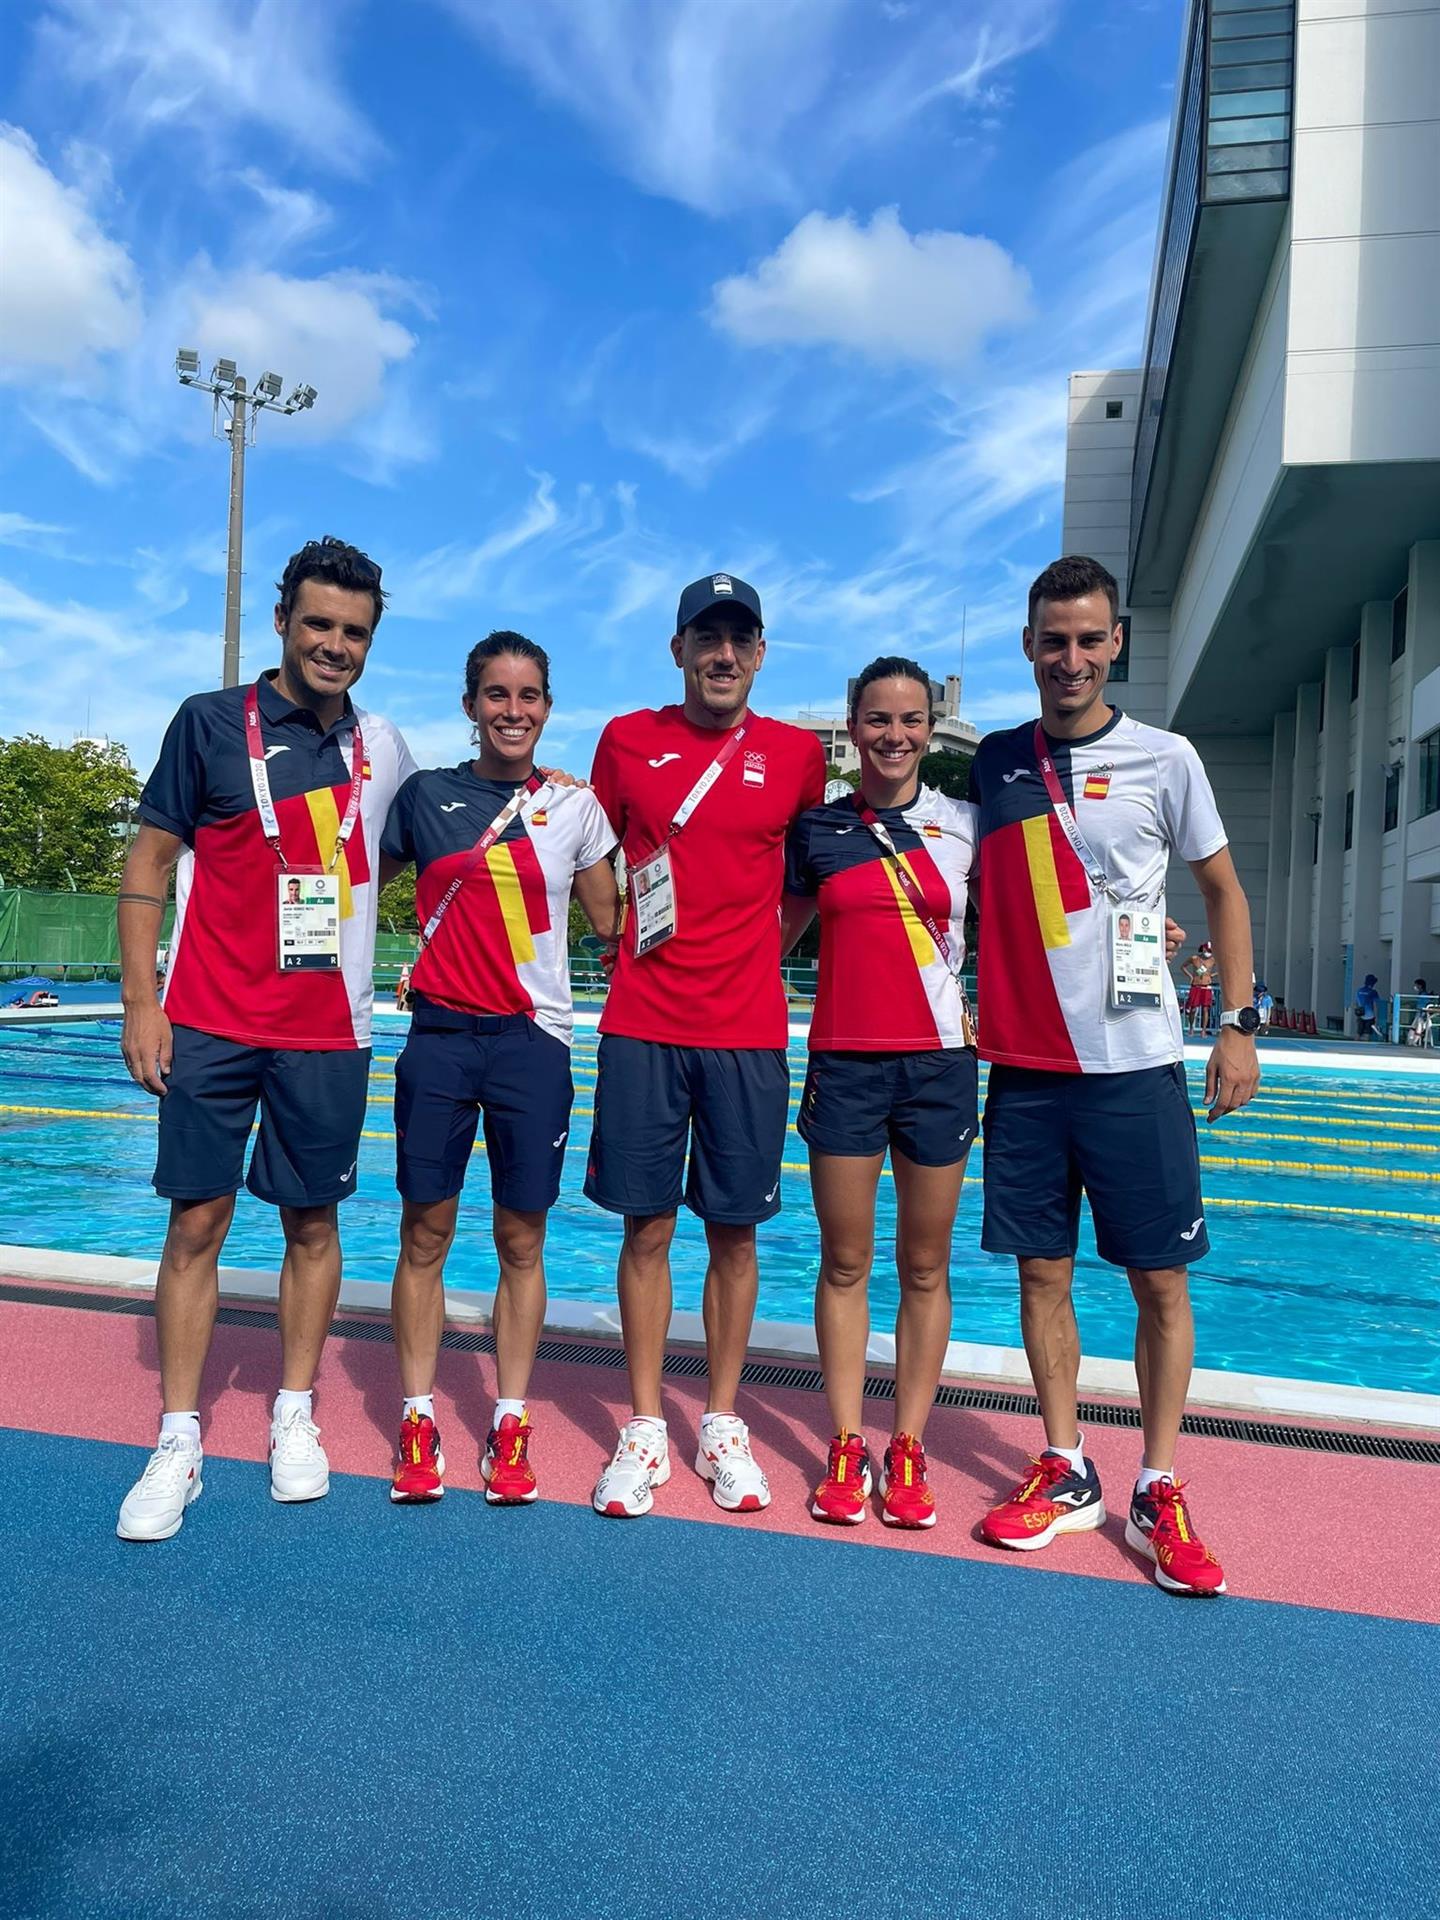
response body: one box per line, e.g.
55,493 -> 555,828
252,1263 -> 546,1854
701,1221 -> 760,1414
391,1195 -> 460,1397
809,1149 -> 884,1435
492,1205 -> 547,1401
890,1152 -> 967,1441
618,1210 -> 676,1417
155,1194 -> 235,1411
277,1204 -> 344,1391
1018,1255 -> 1082,1451
1127,1264 -> 1194,1475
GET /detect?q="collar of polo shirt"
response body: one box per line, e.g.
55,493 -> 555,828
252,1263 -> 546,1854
258,667 -> 357,737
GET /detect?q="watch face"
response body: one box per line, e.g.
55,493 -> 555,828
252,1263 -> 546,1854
1234,1006 -> 1261,1034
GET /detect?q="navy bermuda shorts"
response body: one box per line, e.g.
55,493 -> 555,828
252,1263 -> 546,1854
394,1000 -> 574,1213
798,1048 -> 978,1166
980,1062 -> 1209,1270
584,1035 -> 789,1225
154,1024 -> 369,1209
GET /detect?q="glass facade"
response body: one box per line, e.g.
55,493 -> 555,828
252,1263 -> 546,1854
1130,3 -> 1295,564
1420,733 -> 1440,822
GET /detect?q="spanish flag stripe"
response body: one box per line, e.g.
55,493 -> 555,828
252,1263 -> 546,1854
485,843 -> 537,966
304,788 -> 354,921
1022,814 -> 1070,951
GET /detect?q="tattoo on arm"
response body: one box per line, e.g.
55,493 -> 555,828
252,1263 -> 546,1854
118,893 -> 166,908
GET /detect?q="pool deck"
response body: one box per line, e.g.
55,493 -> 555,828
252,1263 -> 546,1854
2,1272 -> 1435,1919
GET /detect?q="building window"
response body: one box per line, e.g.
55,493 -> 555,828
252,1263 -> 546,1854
1344,789 -> 1354,851
1384,764 -> 1401,834
1311,813 -> 1321,865
1110,614 -> 1130,685
1350,641 -> 1360,703
1105,399 -> 1123,420
1419,732 -> 1440,821
1317,674 -> 1325,734
1392,586 -> 1408,662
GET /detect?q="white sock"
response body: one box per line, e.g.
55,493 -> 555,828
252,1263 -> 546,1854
700,1409 -> 736,1431
160,1411 -> 201,1445
403,1395 -> 435,1421
273,1388 -> 313,1425
1136,1465 -> 1173,1493
1044,1435 -> 1086,1473
493,1398 -> 525,1426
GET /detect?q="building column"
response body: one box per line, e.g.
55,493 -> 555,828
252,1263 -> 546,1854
1395,541 -> 1440,991
1350,601 -> 1391,1002
1309,648 -> 1351,1025
1282,681 -> 1319,1012
1265,710 -> 1294,991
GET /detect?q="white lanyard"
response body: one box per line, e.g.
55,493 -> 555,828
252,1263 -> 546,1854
852,798 -> 965,983
667,725 -> 747,836
420,777 -> 547,949
245,683 -> 364,872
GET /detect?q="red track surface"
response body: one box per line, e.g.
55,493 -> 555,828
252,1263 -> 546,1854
3,1289 -> 1431,1624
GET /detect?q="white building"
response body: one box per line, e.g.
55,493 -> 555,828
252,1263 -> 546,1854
1063,0 -> 1440,1027
794,674 -> 979,775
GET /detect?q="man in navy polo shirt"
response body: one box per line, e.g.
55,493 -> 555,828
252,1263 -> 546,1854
114,537 -> 416,1541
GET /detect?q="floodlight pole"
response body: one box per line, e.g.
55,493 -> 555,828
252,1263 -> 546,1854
222,377 -> 248,690
174,352 -> 318,690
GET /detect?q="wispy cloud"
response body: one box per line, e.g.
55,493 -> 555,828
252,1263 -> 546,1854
438,0 -> 1062,214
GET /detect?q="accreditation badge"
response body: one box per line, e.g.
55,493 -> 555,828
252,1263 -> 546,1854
277,869 -> 342,972
630,843 -> 677,956
1110,899 -> 1164,1009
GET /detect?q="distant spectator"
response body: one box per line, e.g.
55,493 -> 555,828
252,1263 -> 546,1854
1254,981 -> 1273,1030
1407,980 -> 1433,1049
1355,973 -> 1383,1042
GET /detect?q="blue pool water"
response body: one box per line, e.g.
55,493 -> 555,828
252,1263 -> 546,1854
0,1017 -> 1437,1396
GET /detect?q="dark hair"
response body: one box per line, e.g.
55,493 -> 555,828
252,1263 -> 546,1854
464,631 -> 552,705
847,655 -> 935,725
1027,554 -> 1119,631
276,536 -> 387,629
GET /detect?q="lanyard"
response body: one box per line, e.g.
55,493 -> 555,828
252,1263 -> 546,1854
667,725 -> 747,836
245,683 -> 365,872
852,794 -> 964,983
1031,722 -> 1117,903
420,776 -> 546,949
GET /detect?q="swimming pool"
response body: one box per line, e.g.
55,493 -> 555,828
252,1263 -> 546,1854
0,1017 -> 1436,1397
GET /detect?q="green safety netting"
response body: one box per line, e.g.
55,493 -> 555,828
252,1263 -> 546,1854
0,888 -> 176,978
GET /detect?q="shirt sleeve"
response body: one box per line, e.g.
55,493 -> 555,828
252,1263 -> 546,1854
1160,739 -> 1229,863
589,722 -> 625,841
574,790 -> 619,871
390,723 -> 419,789
784,813 -> 818,897
137,698 -> 209,844
381,772 -> 421,866
797,733 -> 826,812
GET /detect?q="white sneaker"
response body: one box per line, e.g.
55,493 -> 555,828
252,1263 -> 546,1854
117,1435 -> 204,1542
269,1407 -> 330,1503
592,1420 -> 671,1518
694,1415 -> 771,1513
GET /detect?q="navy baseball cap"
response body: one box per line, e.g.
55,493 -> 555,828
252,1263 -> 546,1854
675,572 -> 763,633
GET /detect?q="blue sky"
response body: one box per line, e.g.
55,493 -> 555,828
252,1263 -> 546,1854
0,0 -> 1178,777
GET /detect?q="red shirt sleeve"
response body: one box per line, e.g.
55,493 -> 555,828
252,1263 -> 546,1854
798,732 -> 826,814
589,721 -> 625,842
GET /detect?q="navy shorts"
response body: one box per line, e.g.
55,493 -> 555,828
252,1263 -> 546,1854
154,1025 -> 369,1209
799,1048 -> 978,1166
584,1036 -> 789,1225
981,1063 -> 1209,1269
394,1001 -> 573,1212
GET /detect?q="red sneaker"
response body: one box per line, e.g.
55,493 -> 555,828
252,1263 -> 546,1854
390,1408 -> 444,1503
879,1433 -> 937,1529
980,1451 -> 1105,1550
810,1431 -> 873,1525
482,1411 -> 538,1505
1126,1480 -> 1227,1595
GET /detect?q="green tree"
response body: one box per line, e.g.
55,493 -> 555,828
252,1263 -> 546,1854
376,867 -> 417,933
0,735 -> 141,892
918,748 -> 974,799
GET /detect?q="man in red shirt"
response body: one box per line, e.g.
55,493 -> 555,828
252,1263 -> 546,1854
586,573 -> 825,1517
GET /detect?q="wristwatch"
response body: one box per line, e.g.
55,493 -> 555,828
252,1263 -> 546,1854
1219,1006 -> 1261,1035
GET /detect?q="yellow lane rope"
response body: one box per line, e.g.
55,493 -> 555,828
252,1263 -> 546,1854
1192,1107 -> 1440,1135
1204,1194 -> 1440,1226
1197,1154 -> 1440,1183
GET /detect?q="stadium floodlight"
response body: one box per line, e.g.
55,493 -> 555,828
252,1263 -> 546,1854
174,348 -> 318,690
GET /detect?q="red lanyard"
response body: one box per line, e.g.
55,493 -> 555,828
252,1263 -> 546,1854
851,794 -> 964,982
1031,722 -> 1114,900
420,776 -> 545,950
245,683 -> 365,871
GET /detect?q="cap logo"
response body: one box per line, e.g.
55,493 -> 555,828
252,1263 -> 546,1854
711,575 -> 733,594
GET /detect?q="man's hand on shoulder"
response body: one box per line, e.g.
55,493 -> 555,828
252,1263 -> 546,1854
538,765 -> 589,790
1204,1027 -> 1260,1123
